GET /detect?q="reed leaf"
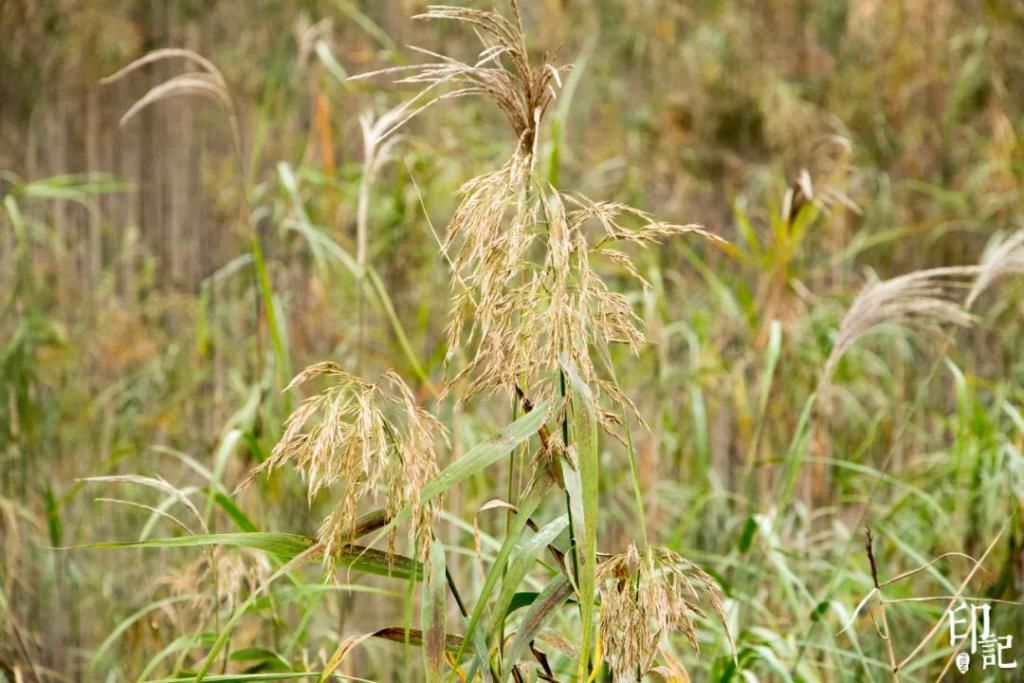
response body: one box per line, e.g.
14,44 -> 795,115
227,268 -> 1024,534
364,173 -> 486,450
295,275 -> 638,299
561,358 -> 599,679
422,539 -> 447,682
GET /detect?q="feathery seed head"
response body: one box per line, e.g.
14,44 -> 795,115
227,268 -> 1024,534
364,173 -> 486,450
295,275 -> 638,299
966,229 -> 1024,309
410,3 -> 562,154
598,545 -> 733,681
355,3 -> 726,426
445,184 -> 723,432
159,548 -> 269,625
822,267 -> 978,387
239,363 -> 447,568
351,3 -> 564,156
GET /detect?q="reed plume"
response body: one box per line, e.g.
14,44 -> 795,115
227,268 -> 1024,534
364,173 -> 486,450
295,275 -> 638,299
356,4 -> 725,422
822,266 -> 978,386
966,229 -> 1024,308
237,363 -> 447,567
448,186 -> 724,432
598,544 -> 733,681
159,547 -> 269,625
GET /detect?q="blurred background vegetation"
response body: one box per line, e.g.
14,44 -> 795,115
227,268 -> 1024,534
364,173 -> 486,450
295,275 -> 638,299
2,0 -> 1024,680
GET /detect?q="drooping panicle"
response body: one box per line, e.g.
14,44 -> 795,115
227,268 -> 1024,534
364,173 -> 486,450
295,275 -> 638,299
237,363 -> 447,568
822,266 -> 978,386
966,230 -> 1024,308
598,545 -> 734,681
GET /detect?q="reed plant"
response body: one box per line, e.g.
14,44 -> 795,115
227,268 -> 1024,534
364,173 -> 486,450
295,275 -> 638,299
5,2 -> 1024,682
83,3 -> 740,681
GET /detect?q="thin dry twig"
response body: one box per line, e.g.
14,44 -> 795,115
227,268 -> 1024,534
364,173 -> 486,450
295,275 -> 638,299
865,528 -> 900,682
899,521 -> 1008,671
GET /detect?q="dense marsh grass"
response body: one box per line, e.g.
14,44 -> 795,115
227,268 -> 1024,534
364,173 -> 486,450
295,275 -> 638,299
2,1 -> 1024,681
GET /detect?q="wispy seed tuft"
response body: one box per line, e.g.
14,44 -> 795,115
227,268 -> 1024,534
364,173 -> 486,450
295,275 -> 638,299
822,266 -> 978,386
598,545 -> 733,681
237,363 -> 448,567
966,229 -> 1024,309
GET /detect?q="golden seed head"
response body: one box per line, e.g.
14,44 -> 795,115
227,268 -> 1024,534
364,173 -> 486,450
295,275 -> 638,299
158,548 -> 269,626
444,180 -> 723,436
355,3 -> 726,430
238,363 -> 447,569
598,545 -> 733,681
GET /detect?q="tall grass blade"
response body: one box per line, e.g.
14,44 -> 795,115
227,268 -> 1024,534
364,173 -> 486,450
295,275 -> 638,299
560,358 -> 598,679
251,236 -> 292,396
489,514 -> 568,638
501,575 -> 573,682
456,472 -> 556,668
368,402 -> 551,548
422,539 -> 447,682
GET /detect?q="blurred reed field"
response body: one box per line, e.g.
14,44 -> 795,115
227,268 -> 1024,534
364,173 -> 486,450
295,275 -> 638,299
2,0 -> 1024,680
